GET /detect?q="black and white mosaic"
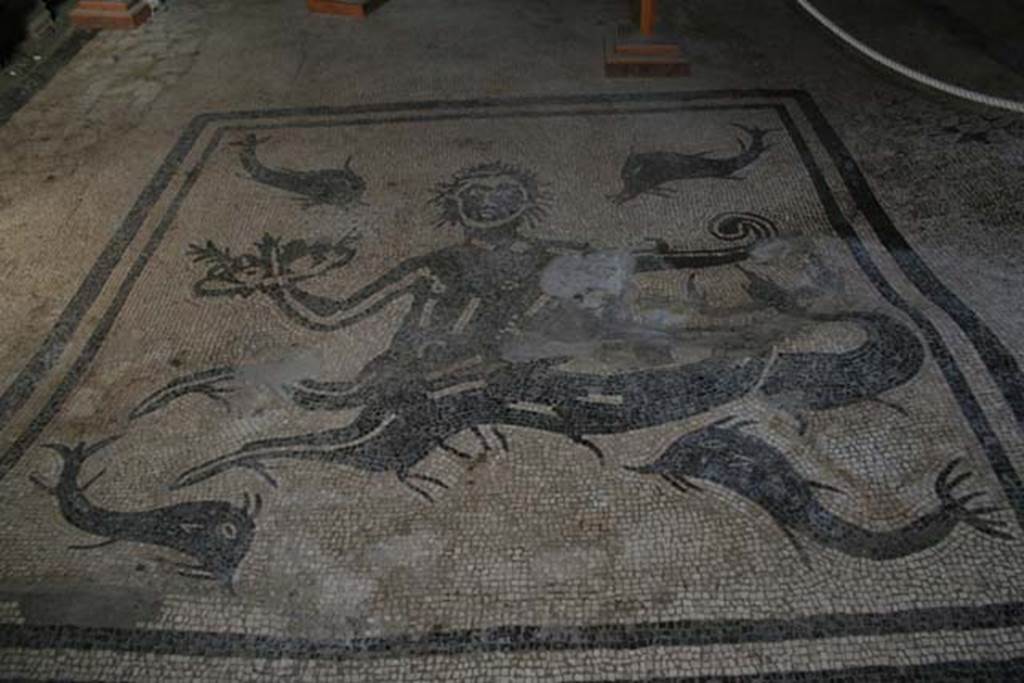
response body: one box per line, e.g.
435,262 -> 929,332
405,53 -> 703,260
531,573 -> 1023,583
0,91 -> 1022,680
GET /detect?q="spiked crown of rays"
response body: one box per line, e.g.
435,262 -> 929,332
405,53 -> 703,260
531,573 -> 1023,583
430,161 -> 552,229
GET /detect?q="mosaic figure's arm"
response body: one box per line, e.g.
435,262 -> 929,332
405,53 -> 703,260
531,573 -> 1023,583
631,243 -> 753,273
633,212 -> 779,274
266,255 -> 438,332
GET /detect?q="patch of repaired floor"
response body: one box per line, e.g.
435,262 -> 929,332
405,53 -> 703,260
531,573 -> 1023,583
1,91 -> 1023,680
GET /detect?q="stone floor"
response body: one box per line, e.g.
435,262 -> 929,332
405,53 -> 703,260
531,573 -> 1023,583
0,1 -> 1023,680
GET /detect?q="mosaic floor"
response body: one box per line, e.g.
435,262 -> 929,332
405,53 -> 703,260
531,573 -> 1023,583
0,86 -> 1022,679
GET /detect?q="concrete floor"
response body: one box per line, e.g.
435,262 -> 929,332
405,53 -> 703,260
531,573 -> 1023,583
0,0 -> 1022,679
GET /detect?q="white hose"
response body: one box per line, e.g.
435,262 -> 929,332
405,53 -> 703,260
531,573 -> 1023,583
795,0 -> 1024,114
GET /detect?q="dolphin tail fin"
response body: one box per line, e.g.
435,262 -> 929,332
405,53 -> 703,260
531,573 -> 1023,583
731,123 -> 780,139
39,435 -> 121,467
936,459 -> 1013,541
230,133 -> 270,149
730,123 -> 780,153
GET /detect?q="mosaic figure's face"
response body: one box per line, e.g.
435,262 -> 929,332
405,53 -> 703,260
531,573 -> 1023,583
432,162 -> 549,234
454,173 -> 530,230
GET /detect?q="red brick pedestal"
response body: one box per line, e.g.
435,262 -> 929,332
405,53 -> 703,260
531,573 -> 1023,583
307,0 -> 379,19
605,0 -> 688,77
71,0 -> 152,30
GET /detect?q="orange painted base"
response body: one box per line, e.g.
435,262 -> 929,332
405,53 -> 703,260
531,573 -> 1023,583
307,0 -> 374,18
604,25 -> 689,78
71,0 -> 151,30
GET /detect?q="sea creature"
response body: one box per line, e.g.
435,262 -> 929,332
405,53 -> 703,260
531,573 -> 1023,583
162,265 -> 921,499
31,437 -> 259,585
167,350 -> 775,498
739,266 -> 926,429
760,309 -> 924,418
130,366 -> 236,420
609,124 -> 775,205
627,417 -> 1012,562
234,133 -> 366,210
170,382 -> 511,501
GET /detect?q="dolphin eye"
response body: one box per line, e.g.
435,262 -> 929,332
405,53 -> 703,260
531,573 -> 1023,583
219,522 -> 239,540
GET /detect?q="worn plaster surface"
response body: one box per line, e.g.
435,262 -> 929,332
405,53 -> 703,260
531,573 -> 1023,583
0,0 -> 1023,680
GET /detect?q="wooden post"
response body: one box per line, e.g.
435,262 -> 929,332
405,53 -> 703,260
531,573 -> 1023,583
639,0 -> 657,36
605,0 -> 688,77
